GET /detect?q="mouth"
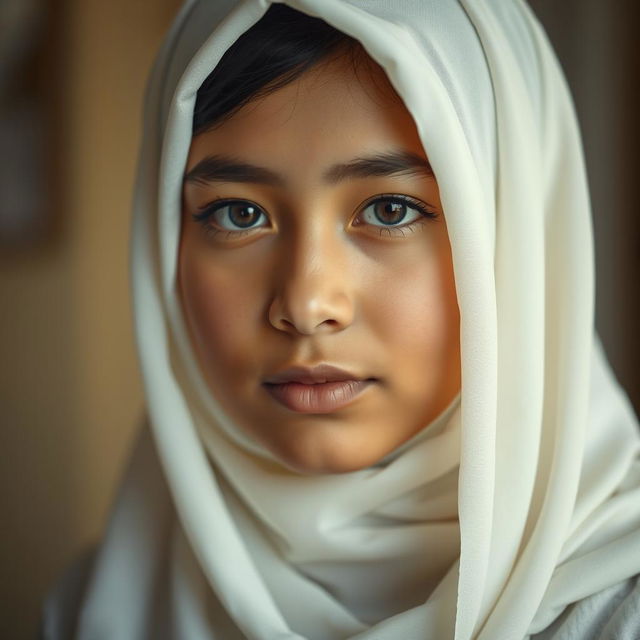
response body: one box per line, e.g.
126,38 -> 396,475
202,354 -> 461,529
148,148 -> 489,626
262,364 -> 377,413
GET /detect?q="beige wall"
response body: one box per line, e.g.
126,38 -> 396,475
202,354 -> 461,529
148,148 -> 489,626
0,1 -> 179,638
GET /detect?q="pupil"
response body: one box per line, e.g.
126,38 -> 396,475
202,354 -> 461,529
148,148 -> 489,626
229,204 -> 259,228
374,201 -> 407,225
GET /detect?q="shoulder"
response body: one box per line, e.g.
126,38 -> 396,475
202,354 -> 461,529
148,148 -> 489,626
532,574 -> 640,640
39,546 -> 98,640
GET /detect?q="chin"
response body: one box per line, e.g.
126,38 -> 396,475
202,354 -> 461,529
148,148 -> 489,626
269,432 -> 389,475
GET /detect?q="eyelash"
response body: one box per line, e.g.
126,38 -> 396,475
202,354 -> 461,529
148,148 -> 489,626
191,194 -> 439,240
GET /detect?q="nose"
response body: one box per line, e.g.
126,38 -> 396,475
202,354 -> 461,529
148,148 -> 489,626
268,227 -> 355,336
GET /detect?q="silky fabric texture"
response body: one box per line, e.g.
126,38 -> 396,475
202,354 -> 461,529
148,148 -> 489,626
68,1 -> 640,639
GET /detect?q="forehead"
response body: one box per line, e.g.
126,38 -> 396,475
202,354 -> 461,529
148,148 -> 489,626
185,54 -> 425,175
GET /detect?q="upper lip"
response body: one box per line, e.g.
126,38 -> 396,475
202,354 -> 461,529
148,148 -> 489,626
263,364 -> 368,385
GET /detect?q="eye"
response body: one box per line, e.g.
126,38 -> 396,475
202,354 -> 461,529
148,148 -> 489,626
192,199 -> 268,234
356,195 -> 438,232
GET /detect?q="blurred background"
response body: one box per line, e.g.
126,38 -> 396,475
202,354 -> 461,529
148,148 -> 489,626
0,1 -> 638,638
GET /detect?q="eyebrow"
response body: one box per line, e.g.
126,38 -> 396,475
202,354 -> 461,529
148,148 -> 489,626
183,150 -> 434,187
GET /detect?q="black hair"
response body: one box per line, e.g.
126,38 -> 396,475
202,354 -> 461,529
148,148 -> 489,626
192,5 -> 363,135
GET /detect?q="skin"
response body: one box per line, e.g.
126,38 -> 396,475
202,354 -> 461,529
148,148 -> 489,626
178,51 -> 461,475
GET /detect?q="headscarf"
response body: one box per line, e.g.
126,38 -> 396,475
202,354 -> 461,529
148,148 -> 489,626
70,1 -> 640,638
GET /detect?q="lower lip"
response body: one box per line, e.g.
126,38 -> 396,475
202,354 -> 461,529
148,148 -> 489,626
263,380 -> 374,413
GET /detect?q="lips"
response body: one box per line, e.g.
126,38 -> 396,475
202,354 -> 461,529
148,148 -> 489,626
263,364 -> 376,413
264,364 -> 364,385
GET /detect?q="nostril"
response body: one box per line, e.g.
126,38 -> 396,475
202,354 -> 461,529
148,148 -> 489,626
267,288 -> 354,335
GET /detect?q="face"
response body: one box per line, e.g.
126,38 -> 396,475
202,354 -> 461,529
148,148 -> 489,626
179,52 -> 460,474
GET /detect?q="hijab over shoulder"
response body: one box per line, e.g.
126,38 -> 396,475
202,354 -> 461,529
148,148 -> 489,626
44,1 -> 640,639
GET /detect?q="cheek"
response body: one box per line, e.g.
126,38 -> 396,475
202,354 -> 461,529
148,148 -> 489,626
369,244 -> 458,351
366,240 -> 460,398
178,244 -> 262,380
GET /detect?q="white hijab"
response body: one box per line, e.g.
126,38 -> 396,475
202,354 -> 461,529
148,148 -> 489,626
73,1 -> 640,638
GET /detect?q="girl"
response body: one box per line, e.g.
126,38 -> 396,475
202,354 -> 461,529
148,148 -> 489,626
44,1 -> 640,638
